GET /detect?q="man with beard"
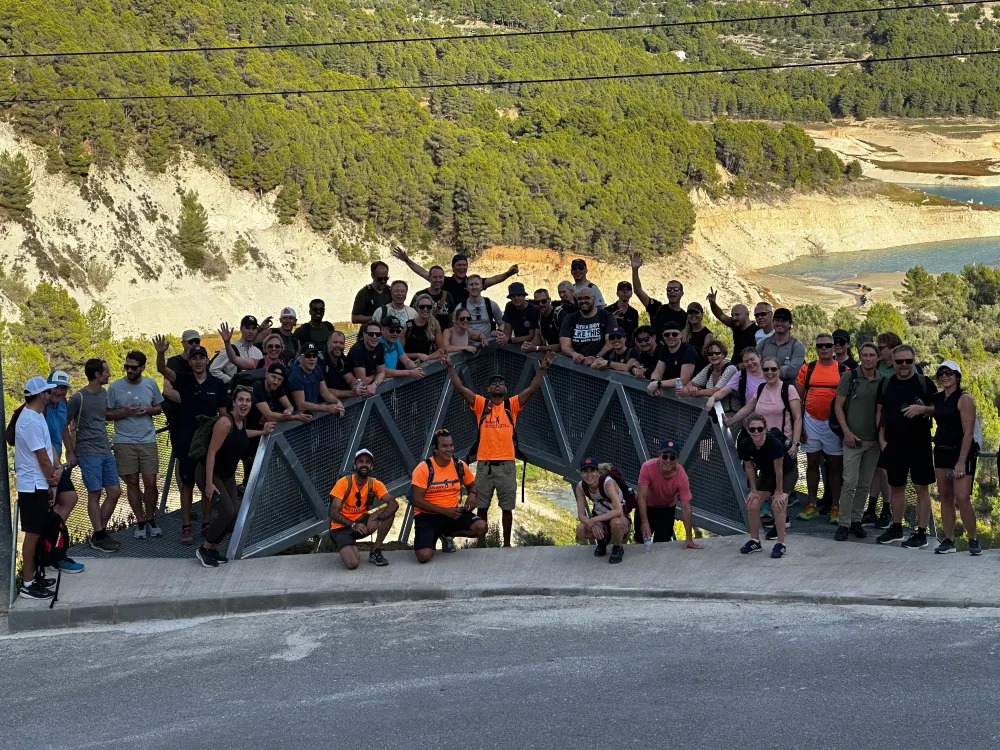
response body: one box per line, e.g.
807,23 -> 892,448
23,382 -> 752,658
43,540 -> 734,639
324,330 -> 357,399
351,261 -> 393,325
630,253 -> 687,339
106,350 -> 164,539
523,288 -> 561,354
328,448 -> 400,569
559,287 -> 612,366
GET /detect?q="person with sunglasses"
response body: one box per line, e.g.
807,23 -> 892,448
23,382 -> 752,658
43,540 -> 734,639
610,281 -> 640,344
706,289 -> 761,368
195,386 -> 276,568
569,258 -> 606,308
646,320 -> 698,395
738,413 -> 791,558
409,265 -> 456,331
347,322 -> 387,397
350,260 -> 393,325
502,282 -> 541,346
559,287 -> 613,366
930,360 -> 981,555
403,293 -> 446,364
445,307 -> 490,353
106,350 -> 164,539
755,308 -> 805,383
288,342 -> 346,416
294,298 -> 336,350
727,357 -> 802,459
523,288 -> 562,354
380,318 -> 425,380
637,439 -> 703,548
392,246 -> 517,306
592,326 -> 638,372
794,333 -> 846,523
160,329 -> 199,453
255,307 -> 300,364
329,448 -> 400,568
629,325 -> 662,379
682,302 -> 714,371
868,331 -> 905,527
832,329 -> 858,370
323,331 -> 357,399
679,341 -> 738,414
875,344 -> 937,549
630,253 -> 686,340
704,347 -> 765,415
753,303 -> 775,342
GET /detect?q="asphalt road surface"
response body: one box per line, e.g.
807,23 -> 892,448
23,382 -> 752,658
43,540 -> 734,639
2,597 -> 1000,750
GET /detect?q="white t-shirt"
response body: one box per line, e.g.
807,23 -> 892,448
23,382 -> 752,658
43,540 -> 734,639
14,407 -> 53,492
372,304 -> 417,327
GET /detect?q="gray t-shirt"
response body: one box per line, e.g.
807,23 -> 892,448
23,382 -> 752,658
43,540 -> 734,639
107,376 -> 164,444
571,281 -> 606,307
458,297 -> 502,337
66,388 -> 111,456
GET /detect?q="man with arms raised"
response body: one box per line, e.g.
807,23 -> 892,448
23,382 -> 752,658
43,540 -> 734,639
631,253 -> 686,337
410,429 -> 486,563
329,448 -> 400,569
637,439 -> 703,548
392,247 -> 517,306
706,288 -> 760,367
210,316 -> 262,383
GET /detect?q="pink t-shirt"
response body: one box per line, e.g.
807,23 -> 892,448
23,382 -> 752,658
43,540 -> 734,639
638,459 -> 693,508
754,383 -> 800,441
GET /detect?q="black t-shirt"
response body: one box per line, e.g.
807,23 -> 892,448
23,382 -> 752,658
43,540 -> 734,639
731,322 -> 760,365
538,311 -> 561,346
412,289 -> 456,330
167,353 -> 192,375
163,354 -> 192,425
173,372 -> 228,432
559,309 -> 612,358
840,355 -> 859,371
609,304 -> 640,344
293,321 -> 335,349
646,300 -> 688,340
877,374 -> 937,442
404,319 -> 437,356
248,381 -> 286,430
443,276 -> 469,306
324,355 -> 351,392
346,341 -> 385,377
607,347 -> 639,365
636,345 -> 663,379
554,302 -> 577,328
657,342 -> 699,381
738,431 -> 787,484
687,327 -> 712,371
502,302 -> 541,339
351,284 -> 393,318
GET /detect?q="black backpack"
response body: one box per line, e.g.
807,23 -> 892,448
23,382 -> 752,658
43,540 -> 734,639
188,414 -> 233,462
36,509 -> 69,608
228,367 -> 266,399
457,297 -> 499,332
4,402 -> 24,447
580,474 -> 628,517
423,457 -> 468,488
467,398 -> 527,504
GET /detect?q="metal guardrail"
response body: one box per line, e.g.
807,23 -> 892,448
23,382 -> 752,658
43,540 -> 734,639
229,346 -> 751,559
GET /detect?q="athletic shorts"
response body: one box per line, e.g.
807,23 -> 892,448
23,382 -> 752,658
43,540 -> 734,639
884,439 -> 935,488
56,467 -> 75,495
330,525 -> 369,550
113,442 -> 159,477
172,430 -> 196,485
593,516 -> 632,541
413,510 -> 479,550
475,460 -> 516,511
802,413 -> 843,456
18,489 -> 49,534
78,454 -> 120,492
934,446 -> 978,479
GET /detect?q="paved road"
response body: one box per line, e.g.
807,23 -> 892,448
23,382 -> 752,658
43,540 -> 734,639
2,597 -> 1000,749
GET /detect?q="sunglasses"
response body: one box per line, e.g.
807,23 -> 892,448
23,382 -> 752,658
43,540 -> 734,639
266,344 -> 282,350
754,311 -> 771,318
666,287 -> 681,293
834,339 -> 848,346
186,338 -> 201,345
894,358 -> 914,365
457,316 -> 472,322
660,453 -> 678,461
637,337 -> 652,344
418,304 -> 434,310
937,370 -> 956,378
762,366 -> 779,372
303,352 -> 318,358
609,334 -> 625,340
364,331 -> 381,338
664,332 -> 680,338
124,364 -> 142,371
234,385 -> 253,394
535,298 -> 551,304
747,426 -> 766,433
374,276 -> 389,283
816,343 -> 834,349
708,351 -> 724,357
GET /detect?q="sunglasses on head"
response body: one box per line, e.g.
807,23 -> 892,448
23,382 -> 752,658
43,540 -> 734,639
747,426 -> 766,433
894,358 -> 914,365
234,385 -> 253,394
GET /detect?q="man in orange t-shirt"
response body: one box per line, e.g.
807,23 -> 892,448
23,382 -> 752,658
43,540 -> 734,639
410,429 -> 485,563
443,351 -> 555,547
329,448 -> 399,569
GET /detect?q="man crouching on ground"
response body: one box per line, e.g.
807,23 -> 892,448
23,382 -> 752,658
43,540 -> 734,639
328,448 -> 399,569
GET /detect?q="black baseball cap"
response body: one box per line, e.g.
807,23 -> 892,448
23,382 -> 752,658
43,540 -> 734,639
832,328 -> 850,343
267,362 -> 287,377
301,342 -> 320,356
382,317 -> 403,332
662,320 -> 683,331
773,308 -> 793,322
579,456 -> 599,470
241,315 -> 259,327
189,345 -> 208,358
488,374 -> 506,384
451,253 -> 469,266
659,438 -> 682,456
608,326 -> 626,338
571,258 -> 587,269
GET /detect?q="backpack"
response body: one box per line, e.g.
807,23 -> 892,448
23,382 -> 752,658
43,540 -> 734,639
754,381 -> 793,436
605,466 -> 638,513
5,402 -> 24,447
580,474 -> 629,517
457,297 -> 499,332
228,367 -> 266,399
187,414 -> 232,462
829,368 -> 859,437
423,457 -> 467,492
377,304 -> 406,328
36,509 -> 69,609
467,398 -> 527,504
803,360 -> 847,436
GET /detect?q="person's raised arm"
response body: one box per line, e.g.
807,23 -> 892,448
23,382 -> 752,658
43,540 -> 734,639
518,352 -> 556,403
252,316 -> 274,345
442,355 -> 477,405
391,246 -> 430,281
707,287 -> 733,327
705,384 -> 735,413
152,335 -> 176,383
218,323 -> 256,370
483,265 -> 518,290
630,253 -> 652,307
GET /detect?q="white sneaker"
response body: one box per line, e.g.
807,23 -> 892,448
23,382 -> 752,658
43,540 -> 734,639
133,524 -> 147,539
148,522 -> 162,538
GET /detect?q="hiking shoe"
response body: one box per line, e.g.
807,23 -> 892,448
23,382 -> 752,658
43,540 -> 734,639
89,534 -> 120,553
876,526 -> 904,545
833,525 -> 850,542
829,508 -> 840,525
594,538 -> 608,557
148,520 -> 162,538
849,522 -> 868,539
369,549 -> 389,567
874,508 -> 893,529
765,525 -> 778,541
797,504 -> 819,521
771,543 -> 787,559
134,523 -> 147,539
441,537 -> 457,553
861,509 -> 878,526
901,531 -> 928,550
935,538 -> 957,554
19,581 -> 54,599
195,546 -> 218,568
740,539 -> 762,554
180,525 -> 194,546
56,558 -> 85,574
608,545 -> 625,564
210,547 -> 228,564
969,539 -> 983,556
34,573 -> 57,588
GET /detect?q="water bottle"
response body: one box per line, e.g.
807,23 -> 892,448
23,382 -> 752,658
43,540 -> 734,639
675,377 -> 683,391
643,534 -> 652,553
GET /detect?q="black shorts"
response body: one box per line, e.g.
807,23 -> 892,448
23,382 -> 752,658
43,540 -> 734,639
173,430 -> 197,485
330,525 -> 368,549
56,467 -> 75,495
645,506 -> 676,542
414,510 -> 479,550
884,440 -> 935,488
934,446 -> 978,478
18,489 -> 49,534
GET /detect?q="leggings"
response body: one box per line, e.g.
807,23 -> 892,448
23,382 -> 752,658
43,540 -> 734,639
195,464 -> 238,545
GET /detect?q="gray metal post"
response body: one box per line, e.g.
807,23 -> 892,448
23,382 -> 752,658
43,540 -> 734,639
0,347 -> 13,612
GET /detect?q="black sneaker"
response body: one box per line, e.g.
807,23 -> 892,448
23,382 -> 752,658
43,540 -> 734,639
849,522 -> 867,539
833,525 -> 850,542
874,509 -> 893,530
969,539 -> 983,556
441,537 -> 457,553
935,538 -> 956,554
901,531 -> 928,550
770,543 -> 787,559
594,539 -> 608,557
860,509 -> 878,526
369,549 -> 389,567
195,546 -> 218,568
19,581 -> 54,599
876,526 -> 904,545
89,534 -> 120,553
33,574 -> 57,588
765,525 -> 778,541
740,539 -> 762,554
211,547 -> 228,564
608,545 -> 624,564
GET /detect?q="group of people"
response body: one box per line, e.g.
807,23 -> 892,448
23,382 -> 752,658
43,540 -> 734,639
11,252 -> 984,594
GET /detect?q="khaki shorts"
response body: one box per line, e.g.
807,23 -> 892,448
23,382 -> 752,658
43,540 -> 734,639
113,442 -> 159,477
475,460 -> 517,511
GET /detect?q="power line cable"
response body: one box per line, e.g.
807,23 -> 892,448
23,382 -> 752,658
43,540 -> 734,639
0,0 -> 989,60
5,47 -> 998,105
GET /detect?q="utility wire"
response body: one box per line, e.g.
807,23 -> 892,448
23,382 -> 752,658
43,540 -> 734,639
0,0 -> 989,60
4,47 -> 998,105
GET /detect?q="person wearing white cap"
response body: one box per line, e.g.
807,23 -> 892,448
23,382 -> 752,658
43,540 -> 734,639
328,449 -> 399,568
14,376 -> 63,598
931,360 -> 981,555
255,307 -> 300,363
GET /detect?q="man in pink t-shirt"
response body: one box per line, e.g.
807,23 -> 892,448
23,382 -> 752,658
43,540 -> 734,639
637,439 -> 703,548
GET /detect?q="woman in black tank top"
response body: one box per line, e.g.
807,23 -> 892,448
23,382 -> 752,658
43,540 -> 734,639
931,361 -> 980,555
403,293 -> 445,362
195,386 -> 276,568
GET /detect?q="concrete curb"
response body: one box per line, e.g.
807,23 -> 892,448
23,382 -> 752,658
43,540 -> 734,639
7,583 -> 993,632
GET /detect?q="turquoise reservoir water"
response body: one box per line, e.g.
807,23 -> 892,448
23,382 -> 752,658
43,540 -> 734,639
902,184 -> 1000,207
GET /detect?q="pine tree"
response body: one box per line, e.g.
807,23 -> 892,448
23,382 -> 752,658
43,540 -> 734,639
274,182 -> 302,224
0,151 -> 33,216
175,190 -> 210,270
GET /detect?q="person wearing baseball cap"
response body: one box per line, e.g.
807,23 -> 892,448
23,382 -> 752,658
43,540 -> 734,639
392,245 -> 518,306
254,307 -> 300,364
502,281 -> 540,346
646,319 -> 698,396
575,455 -> 629,563
212,318 -> 263,384
592,325 -> 639,372
636,439 -> 703,549
328,448 -> 400,569
610,280 -> 639,345
832,328 -> 857,371
569,257 -> 606,308
288,342 -> 346,417
756,306 -> 805,383
42,369 -> 82,556
13,376 -> 64,598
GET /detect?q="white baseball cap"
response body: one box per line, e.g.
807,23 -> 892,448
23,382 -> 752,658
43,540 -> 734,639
354,448 -> 374,461
47,370 -> 71,387
937,359 -> 962,375
24,376 -> 56,397
280,307 -> 297,318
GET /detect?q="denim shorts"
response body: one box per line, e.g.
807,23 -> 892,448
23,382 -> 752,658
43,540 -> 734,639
78,454 -> 120,492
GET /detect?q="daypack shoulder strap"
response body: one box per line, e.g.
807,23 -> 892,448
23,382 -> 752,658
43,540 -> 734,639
804,360 -> 818,390
754,382 -> 766,402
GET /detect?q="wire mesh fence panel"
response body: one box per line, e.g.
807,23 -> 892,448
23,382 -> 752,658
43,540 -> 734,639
624,388 -> 704,459
516,386 -> 565,464
383,370 -> 448,461
580,394 -> 643,481
244,447 -> 318,552
544,365 -> 609,456
441,387 -> 478,460
465,349 -> 503,392
358,407 -> 411,490
284,406 -> 362,499
491,347 -> 530,390
684,421 -> 746,527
